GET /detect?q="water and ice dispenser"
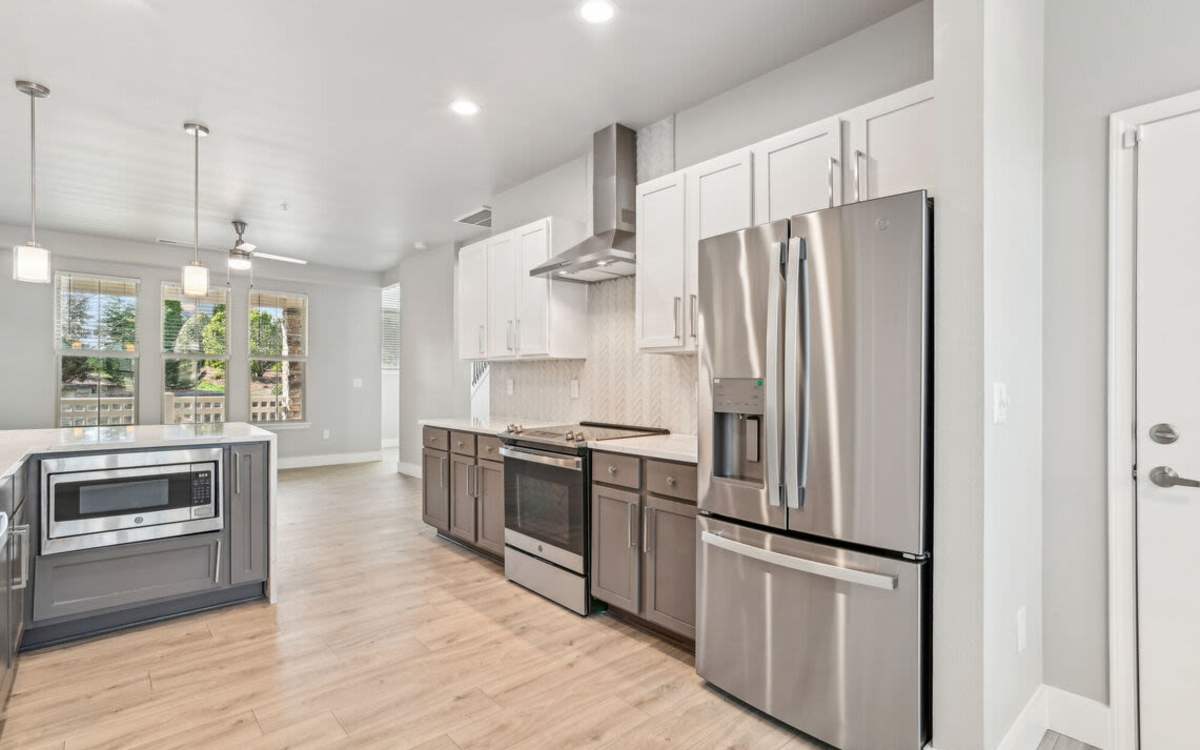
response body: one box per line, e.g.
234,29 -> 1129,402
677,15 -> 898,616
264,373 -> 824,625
710,377 -> 765,486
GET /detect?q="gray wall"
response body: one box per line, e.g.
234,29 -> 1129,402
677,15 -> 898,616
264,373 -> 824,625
673,0 -> 932,168
1042,0 -> 1200,704
0,225 -> 383,461
384,244 -> 470,470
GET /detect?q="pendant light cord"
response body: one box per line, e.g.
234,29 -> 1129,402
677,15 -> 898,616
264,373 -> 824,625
29,91 -> 36,246
193,128 -> 200,265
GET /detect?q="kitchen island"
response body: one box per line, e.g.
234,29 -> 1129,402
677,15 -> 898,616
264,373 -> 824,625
0,422 -> 277,694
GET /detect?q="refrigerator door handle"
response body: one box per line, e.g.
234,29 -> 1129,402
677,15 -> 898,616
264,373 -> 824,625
783,236 -> 807,509
764,240 -> 786,507
701,531 -> 897,591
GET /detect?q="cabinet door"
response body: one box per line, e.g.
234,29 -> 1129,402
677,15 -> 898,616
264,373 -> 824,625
514,219 -> 550,357
486,233 -> 519,358
476,460 -> 505,557
590,484 -> 641,614
448,454 -> 477,544
685,149 -> 754,345
642,495 -> 698,639
422,448 -> 450,532
845,81 -> 935,202
752,117 -> 842,225
636,172 -> 687,350
229,444 -> 268,585
8,500 -> 28,664
0,478 -> 12,709
457,240 -> 489,359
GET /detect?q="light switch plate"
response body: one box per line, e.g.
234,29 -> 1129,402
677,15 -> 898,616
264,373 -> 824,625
322,429 -> 331,440
506,378 -> 514,396
570,379 -> 580,399
1016,605 -> 1027,653
352,377 -> 363,389
992,382 -> 1010,425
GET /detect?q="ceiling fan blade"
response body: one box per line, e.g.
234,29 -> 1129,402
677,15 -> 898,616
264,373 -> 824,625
156,237 -> 224,252
253,251 -> 308,265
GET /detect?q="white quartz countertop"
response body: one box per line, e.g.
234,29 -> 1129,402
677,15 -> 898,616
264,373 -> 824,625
418,418 -> 552,437
589,434 -> 698,464
0,422 -> 276,480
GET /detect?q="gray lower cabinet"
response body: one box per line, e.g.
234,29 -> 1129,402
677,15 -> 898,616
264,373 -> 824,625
641,495 -> 698,639
0,475 -> 13,708
34,533 -> 224,622
476,459 -> 505,557
449,453 -> 477,543
590,483 -> 641,614
422,447 -> 450,532
228,443 -> 269,585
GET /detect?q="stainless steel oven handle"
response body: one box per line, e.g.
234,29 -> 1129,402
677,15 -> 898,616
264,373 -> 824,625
701,531 -> 896,590
499,446 -> 582,471
14,524 -> 30,590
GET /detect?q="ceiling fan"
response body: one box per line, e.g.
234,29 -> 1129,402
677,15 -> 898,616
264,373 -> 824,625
157,220 -> 308,267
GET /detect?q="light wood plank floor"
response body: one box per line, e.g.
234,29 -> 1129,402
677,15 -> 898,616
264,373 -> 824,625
0,462 -> 1097,750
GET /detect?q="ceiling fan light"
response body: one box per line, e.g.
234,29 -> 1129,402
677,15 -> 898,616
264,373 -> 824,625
181,260 -> 209,297
12,243 -> 51,284
228,250 -> 253,271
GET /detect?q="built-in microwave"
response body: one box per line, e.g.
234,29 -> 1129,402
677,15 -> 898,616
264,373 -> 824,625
40,448 -> 223,554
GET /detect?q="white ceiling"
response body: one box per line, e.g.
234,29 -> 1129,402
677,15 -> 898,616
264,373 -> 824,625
1,0 -> 917,271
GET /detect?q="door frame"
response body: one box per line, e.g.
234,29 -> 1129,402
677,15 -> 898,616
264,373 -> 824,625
1107,87 -> 1200,750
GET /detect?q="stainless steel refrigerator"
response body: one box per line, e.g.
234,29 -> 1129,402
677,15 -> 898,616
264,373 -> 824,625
696,190 -> 931,750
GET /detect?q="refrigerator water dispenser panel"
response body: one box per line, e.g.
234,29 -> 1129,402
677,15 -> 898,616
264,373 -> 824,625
712,378 -> 765,485
712,378 -> 765,415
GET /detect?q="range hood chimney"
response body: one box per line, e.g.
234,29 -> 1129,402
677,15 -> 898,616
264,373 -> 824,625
529,123 -> 637,282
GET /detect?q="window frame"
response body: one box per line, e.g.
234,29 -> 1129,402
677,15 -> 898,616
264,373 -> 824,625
159,281 -> 231,425
53,271 -> 141,428
247,288 -> 309,424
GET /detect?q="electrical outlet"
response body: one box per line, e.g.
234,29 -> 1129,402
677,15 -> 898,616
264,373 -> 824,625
992,382 -> 1010,425
1016,606 -> 1027,653
352,377 -> 363,389
506,378 -> 514,396
322,428 -> 331,440
570,379 -> 580,399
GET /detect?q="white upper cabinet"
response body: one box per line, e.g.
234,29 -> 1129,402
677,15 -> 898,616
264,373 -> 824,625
843,81 -> 935,202
752,117 -> 842,224
457,216 -> 587,361
456,239 -> 489,360
636,172 -> 688,351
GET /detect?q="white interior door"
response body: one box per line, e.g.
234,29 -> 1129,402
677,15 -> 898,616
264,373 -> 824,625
515,220 -> 549,357
751,117 -> 842,224
486,233 -> 517,358
1135,102 -> 1200,749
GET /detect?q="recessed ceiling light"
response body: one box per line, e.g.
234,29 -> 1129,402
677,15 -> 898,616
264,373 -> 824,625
450,99 -> 480,116
579,0 -> 615,24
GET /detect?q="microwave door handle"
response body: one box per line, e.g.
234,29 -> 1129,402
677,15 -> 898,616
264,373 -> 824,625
764,239 -> 785,508
783,236 -> 805,509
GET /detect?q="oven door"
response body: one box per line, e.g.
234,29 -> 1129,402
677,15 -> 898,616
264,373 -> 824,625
501,446 -> 586,574
42,449 -> 223,554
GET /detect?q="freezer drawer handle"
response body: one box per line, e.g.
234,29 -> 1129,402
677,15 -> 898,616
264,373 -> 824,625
701,531 -> 897,591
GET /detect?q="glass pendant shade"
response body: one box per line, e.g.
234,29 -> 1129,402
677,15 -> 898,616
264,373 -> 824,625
182,261 -> 210,297
228,252 -> 252,271
12,243 -> 51,283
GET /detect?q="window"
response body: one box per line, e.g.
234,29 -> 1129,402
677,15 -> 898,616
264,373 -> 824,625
161,282 -> 229,424
54,273 -> 140,427
382,284 -> 401,370
249,290 -> 307,423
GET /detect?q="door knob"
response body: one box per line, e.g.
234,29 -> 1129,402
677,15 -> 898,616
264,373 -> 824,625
1150,423 -> 1179,444
1149,466 -> 1200,489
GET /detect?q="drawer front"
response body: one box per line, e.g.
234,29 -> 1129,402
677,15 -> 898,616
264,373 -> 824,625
34,533 -> 224,623
477,435 -> 504,462
423,427 -> 449,451
451,431 -> 477,457
592,452 -> 641,490
645,460 -> 698,503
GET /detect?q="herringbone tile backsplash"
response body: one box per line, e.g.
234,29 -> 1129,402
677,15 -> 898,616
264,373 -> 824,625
489,277 -> 698,434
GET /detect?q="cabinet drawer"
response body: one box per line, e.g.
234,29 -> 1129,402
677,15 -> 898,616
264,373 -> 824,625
645,460 -> 697,503
451,431 -> 477,457
478,436 -> 503,461
423,427 -> 449,451
33,533 -> 224,623
592,452 -> 640,489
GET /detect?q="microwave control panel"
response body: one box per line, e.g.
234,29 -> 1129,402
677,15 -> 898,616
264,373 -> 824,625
190,469 -> 213,505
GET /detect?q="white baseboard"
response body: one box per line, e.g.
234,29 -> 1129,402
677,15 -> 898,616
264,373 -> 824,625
278,450 -> 382,469
997,685 -> 1050,750
396,461 -> 421,478
381,437 -> 400,449
1045,685 -> 1110,750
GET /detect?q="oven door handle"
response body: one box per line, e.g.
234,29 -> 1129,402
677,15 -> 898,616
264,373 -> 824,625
499,446 -> 582,471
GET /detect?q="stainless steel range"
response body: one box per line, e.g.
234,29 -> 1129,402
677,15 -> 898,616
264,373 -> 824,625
499,421 -> 667,615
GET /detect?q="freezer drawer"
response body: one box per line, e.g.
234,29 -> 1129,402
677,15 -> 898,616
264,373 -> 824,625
696,515 -> 927,750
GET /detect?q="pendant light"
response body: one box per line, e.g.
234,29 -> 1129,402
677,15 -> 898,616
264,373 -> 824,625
181,122 -> 210,297
12,80 -> 52,284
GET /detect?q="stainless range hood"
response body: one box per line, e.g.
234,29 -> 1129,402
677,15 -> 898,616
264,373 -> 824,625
530,124 -> 637,282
